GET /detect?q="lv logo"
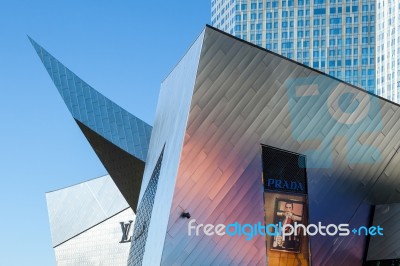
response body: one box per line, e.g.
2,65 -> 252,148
120,220 -> 133,243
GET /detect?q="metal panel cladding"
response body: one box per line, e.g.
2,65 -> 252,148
157,26 -> 400,265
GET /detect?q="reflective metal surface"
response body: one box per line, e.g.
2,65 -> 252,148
46,175 -> 129,247
367,204 -> 400,261
128,147 -> 164,265
149,26 -> 400,265
38,25 -> 400,265
134,31 -> 205,266
54,208 -> 135,266
31,38 -> 151,211
29,37 -> 152,161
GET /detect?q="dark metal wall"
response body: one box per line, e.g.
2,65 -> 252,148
77,121 -> 146,211
367,204 -> 400,261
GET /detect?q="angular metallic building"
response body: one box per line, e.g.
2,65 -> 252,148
33,25 -> 400,266
30,36 -> 152,212
30,37 -> 152,265
127,26 -> 400,266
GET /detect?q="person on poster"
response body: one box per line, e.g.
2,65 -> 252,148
273,201 -> 302,251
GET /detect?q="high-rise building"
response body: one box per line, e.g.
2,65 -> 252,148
375,0 -> 400,102
211,0 -> 399,101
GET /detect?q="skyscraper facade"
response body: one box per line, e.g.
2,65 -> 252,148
376,0 -> 400,102
211,0 -> 398,98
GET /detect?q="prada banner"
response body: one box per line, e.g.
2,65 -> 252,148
262,145 -> 309,264
261,145 -> 307,195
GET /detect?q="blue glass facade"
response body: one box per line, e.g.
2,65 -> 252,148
211,0 -> 377,93
375,0 -> 400,102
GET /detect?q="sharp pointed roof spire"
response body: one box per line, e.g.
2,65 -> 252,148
29,37 -> 152,161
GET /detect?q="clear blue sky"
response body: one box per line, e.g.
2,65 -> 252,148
0,1 -> 210,265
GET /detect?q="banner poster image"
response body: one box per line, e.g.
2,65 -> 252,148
271,198 -> 305,252
262,145 -> 309,265
264,192 -> 309,265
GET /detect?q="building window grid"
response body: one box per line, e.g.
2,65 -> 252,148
213,0 -> 382,93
